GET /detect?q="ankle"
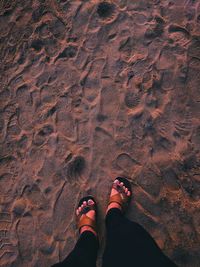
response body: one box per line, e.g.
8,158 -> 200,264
80,226 -> 97,237
106,202 -> 122,214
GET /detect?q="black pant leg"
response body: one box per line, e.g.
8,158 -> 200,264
102,208 -> 177,267
52,231 -> 99,267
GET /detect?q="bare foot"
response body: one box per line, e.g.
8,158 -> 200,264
106,179 -> 131,214
76,199 -> 97,236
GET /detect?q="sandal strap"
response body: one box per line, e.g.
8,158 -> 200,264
108,193 -> 129,209
78,215 -> 96,232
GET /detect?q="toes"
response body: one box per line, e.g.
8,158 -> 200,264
78,199 -> 95,214
77,198 -> 96,219
127,191 -> 131,197
123,186 -> 130,195
114,179 -> 119,184
88,199 -> 94,205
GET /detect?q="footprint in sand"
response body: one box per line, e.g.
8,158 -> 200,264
0,212 -> 17,266
124,91 -> 141,109
56,45 -> 78,62
97,2 -> 116,20
33,125 -> 54,146
56,111 -> 75,140
115,153 -> 140,173
156,47 -> 176,70
17,216 -> 34,262
84,58 -> 105,98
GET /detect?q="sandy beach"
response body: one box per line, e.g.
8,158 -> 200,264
0,0 -> 200,266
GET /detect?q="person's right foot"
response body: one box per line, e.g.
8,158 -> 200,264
106,178 -> 131,214
76,196 -> 97,237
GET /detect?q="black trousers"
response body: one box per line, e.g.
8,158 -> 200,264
52,208 -> 177,267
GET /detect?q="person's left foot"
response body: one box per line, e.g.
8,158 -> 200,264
76,197 -> 97,237
106,178 -> 132,214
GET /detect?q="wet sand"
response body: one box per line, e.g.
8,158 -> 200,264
0,0 -> 200,266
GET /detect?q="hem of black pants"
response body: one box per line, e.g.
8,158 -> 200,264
105,208 -> 123,224
79,230 -> 99,247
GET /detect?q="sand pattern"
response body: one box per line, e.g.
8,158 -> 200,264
0,0 -> 200,266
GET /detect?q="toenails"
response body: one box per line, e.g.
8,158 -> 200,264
114,179 -> 119,184
77,198 -> 95,217
88,199 -> 94,205
127,191 -> 131,196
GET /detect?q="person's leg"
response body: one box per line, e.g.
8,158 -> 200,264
103,208 -> 177,267
102,178 -> 177,267
52,231 -> 98,267
52,197 -> 99,267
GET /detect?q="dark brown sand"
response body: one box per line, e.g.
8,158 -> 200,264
0,0 -> 200,266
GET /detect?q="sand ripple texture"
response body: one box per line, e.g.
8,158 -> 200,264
0,0 -> 200,266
